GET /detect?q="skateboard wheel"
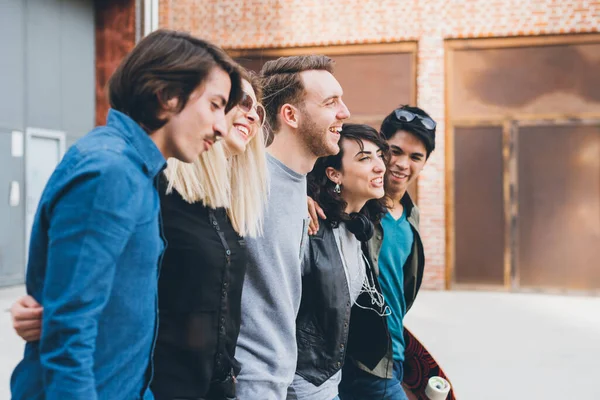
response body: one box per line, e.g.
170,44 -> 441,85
425,376 -> 451,400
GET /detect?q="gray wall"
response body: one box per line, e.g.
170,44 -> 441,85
0,0 -> 95,286
1,0 -> 95,139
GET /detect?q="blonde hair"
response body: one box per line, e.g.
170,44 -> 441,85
164,142 -> 230,209
227,123 -> 269,237
164,87 -> 269,237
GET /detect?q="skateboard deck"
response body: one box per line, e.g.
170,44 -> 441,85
402,328 -> 456,400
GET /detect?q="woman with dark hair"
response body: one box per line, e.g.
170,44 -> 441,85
288,124 -> 391,400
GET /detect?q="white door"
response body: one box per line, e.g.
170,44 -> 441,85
0,130 -> 26,287
25,128 -> 66,252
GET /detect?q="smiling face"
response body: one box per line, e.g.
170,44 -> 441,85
223,79 -> 264,156
297,69 -> 350,158
329,138 -> 386,213
385,130 -> 428,197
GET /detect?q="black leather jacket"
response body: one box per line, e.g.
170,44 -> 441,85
295,220 -> 390,386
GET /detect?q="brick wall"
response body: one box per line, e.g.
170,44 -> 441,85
95,0 -> 136,126
158,0 -> 600,289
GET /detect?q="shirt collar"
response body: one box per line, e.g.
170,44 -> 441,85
401,191 -> 415,216
106,109 -> 166,177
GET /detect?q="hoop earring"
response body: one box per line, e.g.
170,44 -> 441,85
334,183 -> 341,194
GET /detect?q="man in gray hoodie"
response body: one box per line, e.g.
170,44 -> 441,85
234,55 -> 350,399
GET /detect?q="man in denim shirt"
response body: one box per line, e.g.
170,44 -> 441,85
10,29 -> 242,400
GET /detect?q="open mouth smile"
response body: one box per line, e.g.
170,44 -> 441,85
390,171 -> 408,180
234,123 -> 251,138
329,126 -> 342,135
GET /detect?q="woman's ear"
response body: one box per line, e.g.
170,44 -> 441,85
325,167 -> 341,185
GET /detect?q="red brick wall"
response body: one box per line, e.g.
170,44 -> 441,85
95,0 -> 136,126
158,0 -> 600,289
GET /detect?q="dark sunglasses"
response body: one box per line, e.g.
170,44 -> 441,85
238,91 -> 265,127
394,109 -> 436,130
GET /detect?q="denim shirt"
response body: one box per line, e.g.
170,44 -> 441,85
11,109 -> 166,400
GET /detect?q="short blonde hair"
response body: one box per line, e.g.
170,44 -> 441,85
164,73 -> 269,237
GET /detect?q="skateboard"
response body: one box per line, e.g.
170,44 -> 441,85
402,328 -> 456,400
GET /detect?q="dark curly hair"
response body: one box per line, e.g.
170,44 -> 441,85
308,123 -> 390,228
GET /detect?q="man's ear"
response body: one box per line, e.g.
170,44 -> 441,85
325,167 -> 341,184
165,97 -> 178,111
157,93 -> 179,120
280,103 -> 299,129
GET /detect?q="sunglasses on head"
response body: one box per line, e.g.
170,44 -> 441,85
394,109 -> 436,130
238,91 -> 265,127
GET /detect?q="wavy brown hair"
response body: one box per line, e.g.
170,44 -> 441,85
308,123 -> 389,228
109,29 -> 243,133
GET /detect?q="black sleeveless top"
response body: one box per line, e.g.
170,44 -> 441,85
151,176 -> 247,399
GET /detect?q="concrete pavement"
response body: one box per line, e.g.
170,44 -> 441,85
404,290 -> 600,400
1,286 -> 599,399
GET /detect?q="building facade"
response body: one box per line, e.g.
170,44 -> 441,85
0,0 -> 143,287
1,0 -> 599,294
159,0 -> 600,293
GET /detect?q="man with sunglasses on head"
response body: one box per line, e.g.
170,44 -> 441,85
338,105 -> 436,400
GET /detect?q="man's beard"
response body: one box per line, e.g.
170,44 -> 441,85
297,108 -> 338,158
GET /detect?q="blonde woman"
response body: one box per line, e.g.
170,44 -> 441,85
10,72 -> 268,400
164,72 -> 268,238
152,72 -> 267,400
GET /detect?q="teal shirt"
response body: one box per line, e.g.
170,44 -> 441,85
378,210 -> 414,362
